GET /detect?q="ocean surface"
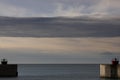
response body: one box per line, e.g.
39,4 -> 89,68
0,64 -> 119,80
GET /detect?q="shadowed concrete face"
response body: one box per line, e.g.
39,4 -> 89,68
0,64 -> 18,77
100,64 -> 120,78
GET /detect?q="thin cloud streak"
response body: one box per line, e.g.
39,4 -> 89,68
0,37 -> 120,53
0,37 -> 120,63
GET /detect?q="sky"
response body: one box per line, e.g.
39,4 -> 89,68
0,37 -> 120,64
0,0 -> 120,64
0,0 -> 120,17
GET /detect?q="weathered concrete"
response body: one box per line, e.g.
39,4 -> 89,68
118,66 -> 120,78
0,64 -> 18,77
100,64 -> 120,78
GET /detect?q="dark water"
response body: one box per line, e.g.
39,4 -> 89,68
0,64 -> 119,80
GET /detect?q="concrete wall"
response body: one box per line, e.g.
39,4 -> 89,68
100,64 -> 120,78
100,64 -> 111,78
0,64 -> 18,77
117,65 -> 120,78
105,65 -> 111,78
100,65 -> 106,77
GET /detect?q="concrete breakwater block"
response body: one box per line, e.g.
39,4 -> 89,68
100,58 -> 120,79
100,64 -> 120,78
0,58 -> 18,77
0,64 -> 18,77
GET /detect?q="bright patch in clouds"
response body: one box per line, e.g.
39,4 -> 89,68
0,37 -> 120,53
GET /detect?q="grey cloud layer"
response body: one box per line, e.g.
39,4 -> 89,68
0,17 -> 120,37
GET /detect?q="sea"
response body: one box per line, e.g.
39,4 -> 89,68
0,64 -> 119,80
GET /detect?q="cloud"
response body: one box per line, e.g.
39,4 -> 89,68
52,0 -> 120,18
88,0 -> 120,17
100,52 -> 119,56
0,1 -> 47,17
0,2 -> 28,17
0,37 -> 120,53
0,37 -> 120,63
0,17 -> 120,37
0,0 -> 120,17
99,51 -> 120,61
53,3 -> 85,17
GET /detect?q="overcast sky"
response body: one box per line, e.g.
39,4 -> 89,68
0,0 -> 120,64
0,0 -> 120,17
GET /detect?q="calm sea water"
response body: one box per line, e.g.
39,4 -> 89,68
0,64 -> 119,80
